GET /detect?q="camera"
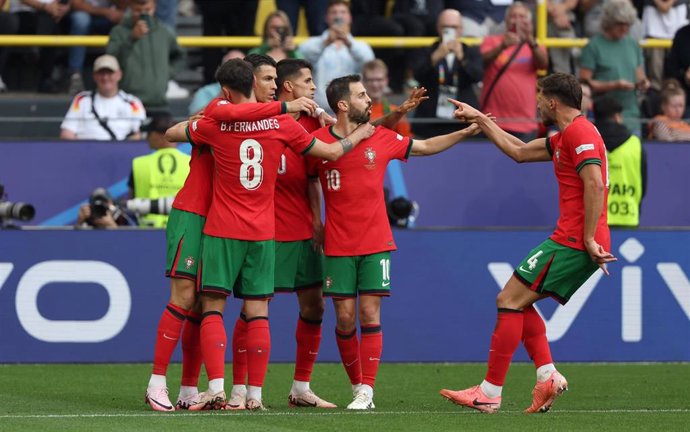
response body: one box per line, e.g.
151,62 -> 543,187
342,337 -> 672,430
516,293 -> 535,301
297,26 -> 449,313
276,26 -> 288,44
384,188 -> 419,228
124,197 -> 174,216
0,183 -> 35,224
89,188 -> 112,220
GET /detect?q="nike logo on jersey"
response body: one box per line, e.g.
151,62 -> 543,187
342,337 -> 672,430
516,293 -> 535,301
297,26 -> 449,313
382,281 -> 390,287
237,348 -> 247,353
518,266 -> 532,274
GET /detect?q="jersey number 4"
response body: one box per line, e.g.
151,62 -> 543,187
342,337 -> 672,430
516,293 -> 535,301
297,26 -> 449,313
240,139 -> 264,190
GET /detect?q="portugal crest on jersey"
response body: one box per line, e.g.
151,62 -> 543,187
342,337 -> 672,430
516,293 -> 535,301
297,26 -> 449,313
325,276 -> 333,290
184,256 -> 195,269
364,147 -> 377,170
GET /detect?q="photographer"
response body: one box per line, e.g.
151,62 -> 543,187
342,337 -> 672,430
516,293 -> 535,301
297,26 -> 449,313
248,10 -> 303,62
76,188 -> 134,228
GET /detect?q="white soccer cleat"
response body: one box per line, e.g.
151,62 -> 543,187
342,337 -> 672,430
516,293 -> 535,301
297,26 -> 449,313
188,390 -> 227,411
145,386 -> 175,412
346,390 -> 375,410
175,391 -> 201,410
288,390 -> 337,408
246,398 -> 267,411
226,390 -> 247,410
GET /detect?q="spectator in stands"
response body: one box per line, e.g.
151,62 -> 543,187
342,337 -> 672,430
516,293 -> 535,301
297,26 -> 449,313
60,54 -> 146,140
642,0 -> 688,91
276,0 -> 327,35
10,0 -> 71,93
248,10 -> 303,62
128,111 -> 190,228
547,0 -> 578,74
664,22 -> 690,118
188,49 -> 244,115
298,0 -> 374,110
107,0 -> 187,114
413,8 -> 482,138
67,0 -> 126,95
580,0 -> 650,134
594,95 -> 646,227
196,0 -> 258,84
362,59 -> 412,137
480,2 -> 548,141
580,0 -> 645,39
0,0 -> 19,92
648,79 -> 690,141
445,0 -> 508,37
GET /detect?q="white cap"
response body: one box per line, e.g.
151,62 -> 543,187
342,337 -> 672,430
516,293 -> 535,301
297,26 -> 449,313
93,54 -> 120,72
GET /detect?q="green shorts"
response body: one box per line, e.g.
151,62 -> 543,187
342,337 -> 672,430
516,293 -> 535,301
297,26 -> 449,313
514,238 -> 600,304
198,235 -> 275,299
322,252 -> 391,298
274,240 -> 323,293
165,208 -> 206,281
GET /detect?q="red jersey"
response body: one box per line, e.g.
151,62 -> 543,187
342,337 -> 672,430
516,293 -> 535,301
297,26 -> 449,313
547,115 -> 611,251
172,98 -> 285,217
275,114 -> 322,241
188,112 -> 315,240
309,125 -> 412,256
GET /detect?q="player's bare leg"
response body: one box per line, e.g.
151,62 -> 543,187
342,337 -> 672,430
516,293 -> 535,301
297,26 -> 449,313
243,299 -> 271,410
288,286 -> 336,408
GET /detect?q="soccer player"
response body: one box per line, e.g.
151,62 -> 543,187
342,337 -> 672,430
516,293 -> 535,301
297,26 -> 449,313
175,59 -> 374,411
308,74 -> 481,410
440,72 -> 617,414
145,59 -> 324,412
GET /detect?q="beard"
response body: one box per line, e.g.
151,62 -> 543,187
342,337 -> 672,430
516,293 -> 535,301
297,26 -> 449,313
348,104 -> 371,124
540,108 -> 556,127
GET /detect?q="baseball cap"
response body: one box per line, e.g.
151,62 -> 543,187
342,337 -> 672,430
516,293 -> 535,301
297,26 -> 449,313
93,55 -> 120,72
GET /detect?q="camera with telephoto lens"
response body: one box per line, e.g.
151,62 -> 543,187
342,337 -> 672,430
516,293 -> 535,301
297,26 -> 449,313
0,183 -> 35,225
384,188 -> 419,228
124,197 -> 175,216
89,188 -> 112,220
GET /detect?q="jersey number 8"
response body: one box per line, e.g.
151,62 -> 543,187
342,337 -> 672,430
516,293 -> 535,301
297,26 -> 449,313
240,139 -> 264,190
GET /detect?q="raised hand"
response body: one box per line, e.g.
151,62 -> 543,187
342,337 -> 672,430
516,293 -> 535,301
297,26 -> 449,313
448,98 -> 482,122
398,87 -> 429,114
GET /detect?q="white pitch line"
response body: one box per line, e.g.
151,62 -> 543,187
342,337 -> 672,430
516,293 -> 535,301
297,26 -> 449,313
1,409 -> 690,419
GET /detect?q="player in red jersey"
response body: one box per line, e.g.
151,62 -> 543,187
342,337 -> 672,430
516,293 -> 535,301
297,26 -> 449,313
145,58 -> 326,412
440,72 -> 617,414
171,58 -> 374,411
308,74 -> 481,410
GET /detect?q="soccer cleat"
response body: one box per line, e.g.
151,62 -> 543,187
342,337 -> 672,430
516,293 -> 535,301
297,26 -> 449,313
288,390 -> 337,408
246,398 -> 267,411
346,390 -> 375,410
145,386 -> 175,412
524,371 -> 569,413
188,390 -> 227,411
175,392 -> 201,410
440,385 -> 501,414
226,391 -> 247,410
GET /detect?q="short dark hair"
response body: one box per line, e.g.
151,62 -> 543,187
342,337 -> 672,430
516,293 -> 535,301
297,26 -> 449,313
326,74 -> 361,113
243,53 -> 277,71
538,73 -> 582,110
214,58 -> 254,98
276,59 -> 313,96
593,95 -> 623,122
327,0 -> 350,11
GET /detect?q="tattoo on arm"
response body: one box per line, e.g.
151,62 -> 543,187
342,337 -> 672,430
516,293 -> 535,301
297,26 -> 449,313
339,138 -> 353,154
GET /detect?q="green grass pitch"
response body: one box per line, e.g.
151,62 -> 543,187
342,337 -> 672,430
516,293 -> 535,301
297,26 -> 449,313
1,363 -> 688,431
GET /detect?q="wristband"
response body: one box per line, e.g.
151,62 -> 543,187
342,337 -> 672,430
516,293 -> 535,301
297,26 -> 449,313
314,107 -> 325,117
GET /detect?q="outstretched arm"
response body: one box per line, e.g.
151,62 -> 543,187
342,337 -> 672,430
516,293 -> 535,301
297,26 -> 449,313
372,87 -> 429,129
409,123 -> 481,156
450,98 -> 551,163
165,121 -> 188,143
306,123 -> 376,161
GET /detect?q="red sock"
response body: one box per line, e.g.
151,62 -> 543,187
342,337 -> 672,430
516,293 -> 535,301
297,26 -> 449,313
336,328 -> 362,385
200,312 -> 226,381
152,303 -> 188,376
360,325 -> 382,388
246,318 -> 271,387
485,309 -> 524,386
294,315 -> 322,382
180,311 -> 202,387
232,315 -> 248,385
522,305 -> 553,368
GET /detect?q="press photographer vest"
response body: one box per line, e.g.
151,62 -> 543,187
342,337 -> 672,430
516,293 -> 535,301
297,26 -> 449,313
606,135 -> 642,227
132,148 -> 190,228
